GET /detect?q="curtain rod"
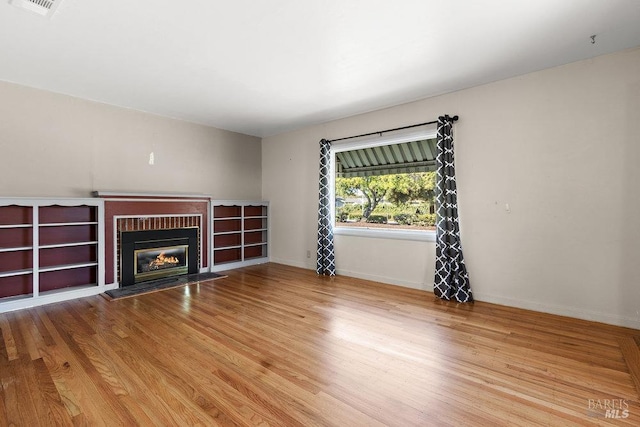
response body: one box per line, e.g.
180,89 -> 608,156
327,115 -> 458,143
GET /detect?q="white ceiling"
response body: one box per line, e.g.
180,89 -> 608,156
1,0 -> 639,137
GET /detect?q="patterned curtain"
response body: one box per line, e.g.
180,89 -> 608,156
434,115 -> 473,302
317,139 -> 336,276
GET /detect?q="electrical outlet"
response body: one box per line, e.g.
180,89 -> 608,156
306,250 -> 311,259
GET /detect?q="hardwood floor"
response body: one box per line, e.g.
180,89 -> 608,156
1,263 -> 639,426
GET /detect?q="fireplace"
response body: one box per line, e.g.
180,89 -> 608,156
120,228 -> 198,286
135,245 -> 188,282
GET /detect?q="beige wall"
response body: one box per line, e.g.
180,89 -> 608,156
262,47 -> 640,329
0,81 -> 262,199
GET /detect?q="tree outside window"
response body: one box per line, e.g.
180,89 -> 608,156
335,171 -> 436,231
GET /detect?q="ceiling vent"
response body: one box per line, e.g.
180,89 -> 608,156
9,0 -> 63,18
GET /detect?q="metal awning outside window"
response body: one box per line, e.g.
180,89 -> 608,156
335,138 -> 437,178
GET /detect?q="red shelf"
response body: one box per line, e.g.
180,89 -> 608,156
39,224 -> 97,246
39,205 -> 97,224
214,219 -> 241,233
0,228 -> 33,248
39,266 -> 97,292
0,250 -> 33,274
244,206 -> 266,217
214,248 -> 242,264
40,245 -> 96,269
244,230 -> 266,245
244,245 -> 267,259
0,275 -> 33,299
214,233 -> 242,248
244,218 -> 265,230
0,205 -> 33,226
214,205 -> 241,218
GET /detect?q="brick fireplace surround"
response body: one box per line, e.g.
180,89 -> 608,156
97,193 -> 210,286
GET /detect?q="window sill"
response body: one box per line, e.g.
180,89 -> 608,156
334,226 -> 436,242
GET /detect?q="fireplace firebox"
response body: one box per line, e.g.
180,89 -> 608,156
135,245 -> 188,282
120,228 -> 198,286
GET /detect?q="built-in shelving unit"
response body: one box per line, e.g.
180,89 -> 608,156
1,196 -> 268,312
0,204 -> 34,299
0,199 -> 107,312
38,205 -> 99,293
211,201 -> 269,271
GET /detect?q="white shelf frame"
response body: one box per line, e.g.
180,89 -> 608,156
39,262 -> 99,273
40,241 -> 98,249
0,198 -> 112,313
0,269 -> 33,278
211,201 -> 269,272
0,246 -> 33,253
213,245 -> 243,251
244,242 -> 268,248
39,221 -> 99,227
0,224 -> 32,229
213,230 -> 242,236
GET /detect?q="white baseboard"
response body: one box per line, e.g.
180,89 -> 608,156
269,257 -> 431,291
210,257 -> 269,273
270,257 -> 315,270
0,284 -> 118,314
267,258 -> 640,330
336,268 -> 431,292
473,292 -> 640,330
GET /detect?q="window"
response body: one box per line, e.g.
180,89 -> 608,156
331,127 -> 438,242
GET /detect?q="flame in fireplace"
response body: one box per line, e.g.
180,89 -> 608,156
149,252 -> 180,269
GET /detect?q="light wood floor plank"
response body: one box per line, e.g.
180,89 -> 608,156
0,315 -> 18,361
619,336 -> 640,398
0,262 -> 638,426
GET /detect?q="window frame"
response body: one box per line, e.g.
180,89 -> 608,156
330,125 -> 438,242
